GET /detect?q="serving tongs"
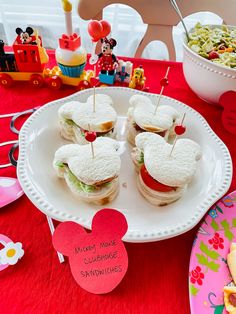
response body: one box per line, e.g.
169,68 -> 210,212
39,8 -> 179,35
169,0 -> 190,41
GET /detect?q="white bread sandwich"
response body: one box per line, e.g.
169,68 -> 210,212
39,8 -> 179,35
132,132 -> 202,206
127,94 -> 179,145
58,94 -> 117,144
53,137 -> 121,205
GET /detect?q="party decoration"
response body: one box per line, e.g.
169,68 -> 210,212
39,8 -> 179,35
84,131 -> 97,143
129,66 -> 146,90
154,67 -> 170,115
52,208 -> 128,294
88,20 -> 111,43
170,113 -> 186,156
189,190 -> 236,313
115,60 -> 133,84
219,91 -> 236,135
100,20 -> 111,38
174,124 -> 186,135
88,20 -> 111,65
0,234 -> 24,271
97,37 -> 118,84
85,124 -> 97,158
62,0 -> 73,36
0,177 -> 24,208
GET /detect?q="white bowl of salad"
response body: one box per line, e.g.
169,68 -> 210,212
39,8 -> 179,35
183,23 -> 236,104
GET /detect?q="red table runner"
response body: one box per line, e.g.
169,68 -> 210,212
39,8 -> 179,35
0,51 -> 235,314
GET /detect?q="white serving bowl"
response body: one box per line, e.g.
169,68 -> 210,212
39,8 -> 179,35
182,25 -> 236,105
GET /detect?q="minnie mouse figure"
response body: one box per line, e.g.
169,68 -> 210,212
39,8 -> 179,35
97,37 -> 118,75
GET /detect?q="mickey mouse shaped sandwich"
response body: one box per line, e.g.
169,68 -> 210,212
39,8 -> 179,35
127,94 -> 179,145
58,94 -> 117,144
53,137 -> 121,205
133,132 -> 202,206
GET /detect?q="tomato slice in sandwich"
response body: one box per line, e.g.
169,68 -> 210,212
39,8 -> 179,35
140,165 -> 176,192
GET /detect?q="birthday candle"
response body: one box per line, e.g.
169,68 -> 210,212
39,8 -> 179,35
62,0 -> 73,36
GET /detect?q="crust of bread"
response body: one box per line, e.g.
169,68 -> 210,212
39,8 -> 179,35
64,174 -> 119,205
135,132 -> 202,187
126,118 -> 168,146
59,118 -> 117,144
129,94 -> 179,131
127,119 -> 140,146
53,137 -> 121,185
137,173 -> 185,206
131,147 -> 143,172
58,94 -> 117,133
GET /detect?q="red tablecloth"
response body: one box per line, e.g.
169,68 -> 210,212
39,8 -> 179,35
0,51 -> 235,314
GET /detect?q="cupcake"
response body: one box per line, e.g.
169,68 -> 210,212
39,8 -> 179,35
55,44 -> 87,78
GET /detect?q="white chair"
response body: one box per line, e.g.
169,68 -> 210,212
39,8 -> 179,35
78,0 -> 236,60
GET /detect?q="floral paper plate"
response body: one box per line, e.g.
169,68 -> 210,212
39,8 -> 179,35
189,191 -> 236,314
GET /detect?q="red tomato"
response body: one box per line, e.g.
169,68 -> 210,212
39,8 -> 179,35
140,165 -> 176,192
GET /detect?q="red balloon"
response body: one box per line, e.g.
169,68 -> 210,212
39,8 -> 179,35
88,20 -> 102,39
91,36 -> 100,43
100,20 -> 111,38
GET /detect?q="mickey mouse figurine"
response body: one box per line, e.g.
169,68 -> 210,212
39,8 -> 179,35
15,27 -> 36,45
97,37 -> 118,75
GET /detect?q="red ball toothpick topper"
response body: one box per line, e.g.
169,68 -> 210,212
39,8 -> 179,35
174,124 -> 186,135
154,67 -> 170,115
174,113 -> 186,136
169,113 -> 186,157
84,131 -> 97,142
160,77 -> 169,87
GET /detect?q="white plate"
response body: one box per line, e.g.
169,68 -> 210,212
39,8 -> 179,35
17,87 -> 232,243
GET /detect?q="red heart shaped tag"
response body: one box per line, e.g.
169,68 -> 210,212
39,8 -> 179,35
90,77 -> 99,87
219,91 -> 236,134
52,208 -> 128,294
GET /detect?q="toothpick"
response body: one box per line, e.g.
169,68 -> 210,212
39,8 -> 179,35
169,113 -> 186,157
88,124 -> 95,158
169,137 -> 177,157
154,66 -> 170,115
93,86 -> 96,113
180,112 -> 186,125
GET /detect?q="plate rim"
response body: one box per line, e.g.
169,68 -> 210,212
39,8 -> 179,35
188,190 -> 236,313
17,87 -> 233,243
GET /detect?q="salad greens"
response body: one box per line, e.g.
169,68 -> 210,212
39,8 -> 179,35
138,151 -> 144,165
56,161 -> 95,192
188,23 -> 236,68
56,162 -> 111,193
